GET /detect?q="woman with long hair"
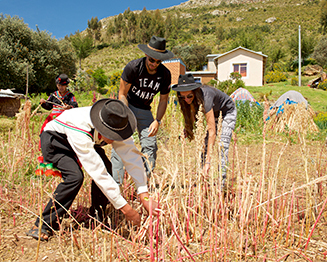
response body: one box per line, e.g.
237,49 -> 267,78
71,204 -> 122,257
172,74 -> 237,187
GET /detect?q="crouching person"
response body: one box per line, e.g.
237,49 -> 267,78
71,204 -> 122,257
26,98 -> 158,241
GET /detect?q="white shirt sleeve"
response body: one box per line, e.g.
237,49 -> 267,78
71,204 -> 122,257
65,128 -> 127,209
112,137 -> 148,195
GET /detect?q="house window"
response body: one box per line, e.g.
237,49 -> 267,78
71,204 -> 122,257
233,63 -> 247,77
194,77 -> 202,83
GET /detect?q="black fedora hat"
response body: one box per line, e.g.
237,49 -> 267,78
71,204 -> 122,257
90,99 -> 137,141
55,74 -> 70,85
138,36 -> 174,61
172,74 -> 202,92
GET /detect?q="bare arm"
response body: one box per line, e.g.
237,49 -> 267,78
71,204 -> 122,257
203,109 -> 216,174
120,192 -> 159,227
118,78 -> 132,106
148,93 -> 169,137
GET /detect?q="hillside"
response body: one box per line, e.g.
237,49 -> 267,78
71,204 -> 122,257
82,0 -> 322,75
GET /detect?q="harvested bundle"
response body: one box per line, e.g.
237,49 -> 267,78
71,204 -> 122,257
266,102 -> 318,134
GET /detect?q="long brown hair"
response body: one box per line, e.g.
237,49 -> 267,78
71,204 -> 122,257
177,87 -> 205,140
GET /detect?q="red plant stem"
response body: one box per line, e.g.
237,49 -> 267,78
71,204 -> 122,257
186,188 -> 192,245
298,250 -> 313,262
261,182 -> 272,240
20,196 -> 22,214
305,195 -> 327,250
286,184 -> 295,245
149,197 -> 154,262
298,213 -> 306,248
200,197 -> 204,250
276,253 -> 290,262
0,213 -> 1,245
155,193 -> 160,262
244,225 -> 249,260
169,216 -> 196,262
175,247 -> 229,261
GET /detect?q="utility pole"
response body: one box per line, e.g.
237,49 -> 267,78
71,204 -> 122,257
298,25 -> 301,87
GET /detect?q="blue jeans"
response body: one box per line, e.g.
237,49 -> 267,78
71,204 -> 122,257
111,104 -> 157,184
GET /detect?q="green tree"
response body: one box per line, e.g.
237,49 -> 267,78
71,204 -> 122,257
288,29 -> 315,61
267,46 -> 286,71
87,17 -> 102,43
229,30 -> 263,51
0,15 -> 77,94
152,9 -> 165,37
138,8 -> 154,43
70,32 -> 93,69
172,44 -> 211,71
320,0 -> 327,34
92,68 -> 108,89
312,36 -> 327,67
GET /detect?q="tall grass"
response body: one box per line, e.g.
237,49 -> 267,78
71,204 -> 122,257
0,95 -> 327,261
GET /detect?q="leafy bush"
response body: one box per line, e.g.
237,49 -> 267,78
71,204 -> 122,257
106,70 -> 123,98
318,79 -> 327,91
314,112 -> 327,130
0,15 -> 77,94
69,70 -> 92,92
312,36 -> 327,67
291,77 -> 298,86
216,72 -> 245,95
92,68 -> 108,89
265,64 -> 287,83
235,100 -> 264,134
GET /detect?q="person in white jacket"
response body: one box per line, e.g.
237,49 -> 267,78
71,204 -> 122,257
26,98 -> 158,241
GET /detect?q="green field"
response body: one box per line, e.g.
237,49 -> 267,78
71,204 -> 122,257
247,80 -> 327,112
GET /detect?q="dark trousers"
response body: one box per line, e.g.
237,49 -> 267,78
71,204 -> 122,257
35,131 -> 111,232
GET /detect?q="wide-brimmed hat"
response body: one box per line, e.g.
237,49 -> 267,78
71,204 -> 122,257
172,74 -> 202,92
138,36 -> 174,61
55,74 -> 70,85
90,99 -> 137,141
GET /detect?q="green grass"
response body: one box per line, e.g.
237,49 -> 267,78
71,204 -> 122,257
81,0 -> 322,77
247,80 -> 327,112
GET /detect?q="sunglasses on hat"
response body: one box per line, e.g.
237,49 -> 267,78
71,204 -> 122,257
178,93 -> 194,100
148,57 -> 162,64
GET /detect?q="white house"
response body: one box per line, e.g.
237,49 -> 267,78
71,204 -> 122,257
214,46 -> 267,86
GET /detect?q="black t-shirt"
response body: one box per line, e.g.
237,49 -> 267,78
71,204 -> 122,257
201,85 -> 236,118
121,57 -> 171,110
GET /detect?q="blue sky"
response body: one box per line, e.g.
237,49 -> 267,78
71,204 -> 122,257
1,0 -> 185,39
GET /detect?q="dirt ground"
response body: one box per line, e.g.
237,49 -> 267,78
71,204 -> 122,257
1,139 -> 327,261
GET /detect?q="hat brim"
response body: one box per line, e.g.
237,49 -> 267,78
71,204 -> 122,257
138,44 -> 174,61
90,99 -> 137,141
172,82 -> 202,92
56,79 -> 70,85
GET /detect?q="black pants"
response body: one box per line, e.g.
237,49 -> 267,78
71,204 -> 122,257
35,131 -> 111,231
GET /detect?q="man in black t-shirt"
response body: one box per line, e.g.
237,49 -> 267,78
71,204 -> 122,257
111,36 -> 174,184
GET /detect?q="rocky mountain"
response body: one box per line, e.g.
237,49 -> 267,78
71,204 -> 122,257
83,0 -> 322,75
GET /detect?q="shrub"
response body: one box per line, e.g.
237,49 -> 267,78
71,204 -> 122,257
217,79 -> 236,95
265,70 -> 287,83
318,79 -> 327,90
291,77 -> 298,86
257,90 -> 272,102
216,72 -> 245,95
314,112 -> 327,129
70,70 -> 92,92
106,70 -> 123,97
235,100 -> 264,134
92,68 -> 108,89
